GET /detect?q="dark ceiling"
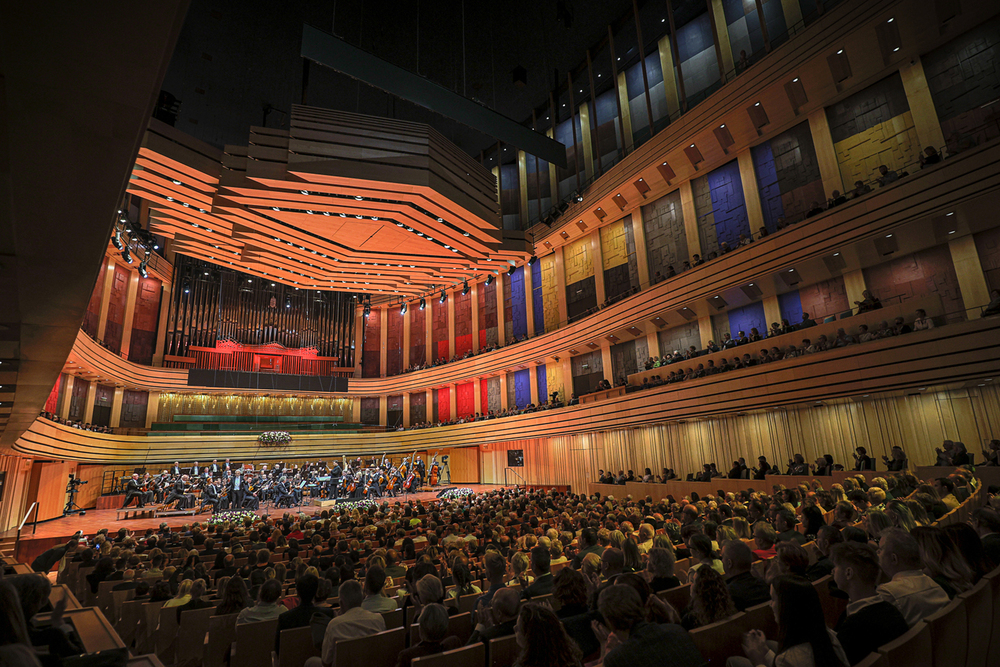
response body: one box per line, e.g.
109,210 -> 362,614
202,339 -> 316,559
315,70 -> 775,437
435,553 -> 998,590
160,0 -> 643,159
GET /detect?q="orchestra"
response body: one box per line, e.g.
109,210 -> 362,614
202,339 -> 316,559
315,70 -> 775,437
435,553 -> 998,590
115,454 -> 441,515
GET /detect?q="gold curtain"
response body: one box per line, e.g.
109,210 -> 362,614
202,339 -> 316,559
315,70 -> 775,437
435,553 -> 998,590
156,393 -> 353,422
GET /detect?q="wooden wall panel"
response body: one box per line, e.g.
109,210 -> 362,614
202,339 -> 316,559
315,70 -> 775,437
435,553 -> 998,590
157,393 -> 352,422
128,276 -> 162,365
433,298 -> 449,362
454,289 -> 473,357
0,454 -> 32,533
120,390 -> 149,429
386,308 -> 404,376
974,225 -> 1000,292
863,245 -> 966,322
448,446 -> 480,484
362,309 -> 381,378
81,269 -> 105,340
104,264 -> 130,353
410,306 -> 426,367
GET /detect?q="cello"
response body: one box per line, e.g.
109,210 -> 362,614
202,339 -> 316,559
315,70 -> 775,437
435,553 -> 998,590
429,451 -> 440,486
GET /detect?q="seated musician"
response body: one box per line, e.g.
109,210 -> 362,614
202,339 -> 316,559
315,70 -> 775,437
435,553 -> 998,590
121,473 -> 145,509
163,475 -> 191,509
199,478 -> 221,514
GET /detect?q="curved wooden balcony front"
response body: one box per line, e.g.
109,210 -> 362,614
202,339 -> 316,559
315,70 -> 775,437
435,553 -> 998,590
29,316 -> 1000,464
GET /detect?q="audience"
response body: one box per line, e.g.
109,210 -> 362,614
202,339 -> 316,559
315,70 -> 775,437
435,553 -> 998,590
875,528 -> 950,626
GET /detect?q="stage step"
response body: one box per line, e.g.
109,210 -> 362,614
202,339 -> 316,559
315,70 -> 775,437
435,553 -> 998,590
153,507 -> 198,518
115,508 -> 156,521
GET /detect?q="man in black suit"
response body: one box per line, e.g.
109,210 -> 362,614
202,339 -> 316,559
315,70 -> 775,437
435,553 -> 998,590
273,478 -> 294,508
972,507 -> 1000,568
209,459 -> 220,476
30,539 -> 79,573
199,479 -> 221,514
191,461 -> 201,478
328,461 -> 342,498
214,554 -> 238,584
163,475 -> 190,509
521,546 -> 554,599
467,588 -> 519,645
597,585 -> 704,667
275,574 -> 333,653
121,474 -> 145,509
171,461 -> 182,477
720,541 -> 770,611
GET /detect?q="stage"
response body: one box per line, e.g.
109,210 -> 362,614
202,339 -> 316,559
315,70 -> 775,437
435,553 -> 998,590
13,484 -> 509,565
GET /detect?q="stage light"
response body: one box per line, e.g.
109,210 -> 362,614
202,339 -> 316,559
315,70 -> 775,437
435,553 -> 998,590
528,255 -> 538,266
507,264 -> 516,276
400,302 -> 407,315
462,281 -> 470,295
138,261 -> 148,278
121,247 -> 133,264
440,290 -> 447,304
485,275 -> 494,287
419,297 -> 426,310
111,231 -> 123,250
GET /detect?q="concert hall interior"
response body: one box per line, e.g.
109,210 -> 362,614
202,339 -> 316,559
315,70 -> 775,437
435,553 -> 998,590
3,0 -> 1000,664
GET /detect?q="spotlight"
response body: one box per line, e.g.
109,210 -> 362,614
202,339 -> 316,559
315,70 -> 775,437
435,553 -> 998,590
138,261 -> 148,278
573,192 -> 584,203
462,281 -> 470,295
111,232 -> 123,251
121,247 -> 133,264
400,302 -> 407,315
507,264 -> 517,277
528,255 -> 538,266
485,275 -> 495,287
440,290 -> 447,304
419,297 -> 426,310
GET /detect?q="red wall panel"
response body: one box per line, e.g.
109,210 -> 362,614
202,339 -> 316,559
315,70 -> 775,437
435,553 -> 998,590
128,276 -> 162,365
863,244 -> 965,322
410,306 -> 426,367
81,267 -> 105,339
456,382 -> 475,418
798,277 -> 849,323
362,309 -> 382,378
433,299 -> 449,362
454,289 -> 473,358
386,308 -> 403,375
436,386 -> 451,422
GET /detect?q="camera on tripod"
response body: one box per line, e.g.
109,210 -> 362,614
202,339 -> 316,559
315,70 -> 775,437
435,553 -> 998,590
63,474 -> 87,516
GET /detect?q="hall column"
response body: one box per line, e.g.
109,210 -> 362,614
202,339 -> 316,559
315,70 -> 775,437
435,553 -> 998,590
499,374 -> 509,411
763,296 -> 782,330
354,305 -> 365,376
698,316 -> 714,350
424,298 -> 434,365
630,206 -> 652,288
616,72 -> 634,152
145,391 -> 160,429
523,263 -> 535,336
352,398 -> 361,423
120,271 -> 141,359
843,270 -> 868,310
402,393 -> 411,428
447,289 -> 456,359
82,381 -> 96,424
379,395 -> 387,427
57,374 -> 75,420
780,0 -> 803,30
95,256 -> 116,341
601,342 -> 614,385
560,357 -> 574,402
737,150 -> 765,236
152,280 -> 172,366
379,307 -> 388,377
807,108 -> 844,198
646,331 -> 660,362
110,387 -> 124,428
578,103 -> 595,180
402,303 -> 411,370
948,234 -> 991,319
449,383 -> 457,419
474,378 -> 482,415
708,0 -> 735,82
679,181 -> 701,260
529,365 -> 539,406
899,58 -> 946,154
470,282 -> 481,352
495,271 -> 507,344
591,230 -> 606,307
554,247 -> 569,327
657,35 -> 682,119
517,150 -> 530,221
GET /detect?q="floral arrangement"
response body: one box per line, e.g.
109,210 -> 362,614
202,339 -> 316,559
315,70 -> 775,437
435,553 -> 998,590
206,509 -> 258,526
333,498 -> 378,513
258,431 -> 291,446
439,488 -> 473,499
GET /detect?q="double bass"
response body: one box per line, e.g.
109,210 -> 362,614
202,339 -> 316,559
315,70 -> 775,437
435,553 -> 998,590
429,451 -> 440,486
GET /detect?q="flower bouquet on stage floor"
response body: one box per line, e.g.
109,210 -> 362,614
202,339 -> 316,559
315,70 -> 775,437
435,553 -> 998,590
258,431 -> 291,446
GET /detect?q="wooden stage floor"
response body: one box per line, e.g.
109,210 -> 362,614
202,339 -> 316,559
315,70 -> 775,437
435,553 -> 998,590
15,484 -> 508,564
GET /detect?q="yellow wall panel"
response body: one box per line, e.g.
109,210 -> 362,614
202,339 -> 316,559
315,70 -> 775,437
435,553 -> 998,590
541,254 -> 560,332
600,219 -> 629,271
563,235 -> 593,284
546,362 -> 565,403
833,111 -> 920,190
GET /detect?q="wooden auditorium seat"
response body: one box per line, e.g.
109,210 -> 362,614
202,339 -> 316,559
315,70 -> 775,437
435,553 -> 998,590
411,642 -> 486,667
741,601 -> 777,640
277,626 -> 320,667
983,567 -> 1000,667
381,607 -> 404,629
923,597 -> 967,667
335,626 -> 405,667
657,583 -> 691,612
688,612 -> 746,665
232,618 -> 279,667
957,578 -> 992,667
203,613 -> 239,667
877,622 -> 932,667
154,603 -> 180,663
136,600 -> 166,655
409,612 -> 472,647
176,606 -> 217,667
488,634 -> 519,667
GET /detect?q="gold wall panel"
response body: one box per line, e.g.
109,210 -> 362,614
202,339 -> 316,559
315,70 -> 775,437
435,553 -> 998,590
156,393 -> 353,422
833,111 -> 921,190
563,235 -> 593,284
540,254 -> 560,332
600,218 -> 629,271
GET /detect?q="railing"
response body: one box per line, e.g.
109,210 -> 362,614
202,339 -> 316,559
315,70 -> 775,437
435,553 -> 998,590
504,467 -> 526,489
15,502 -> 38,555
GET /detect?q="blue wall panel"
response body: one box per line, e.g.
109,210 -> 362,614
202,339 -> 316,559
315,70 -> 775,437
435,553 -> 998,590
536,366 -> 548,404
751,141 -> 784,233
531,261 -> 545,336
514,369 -> 531,409
708,161 -> 750,247
510,266 -> 528,339
727,301 -> 768,338
778,291 -> 803,327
